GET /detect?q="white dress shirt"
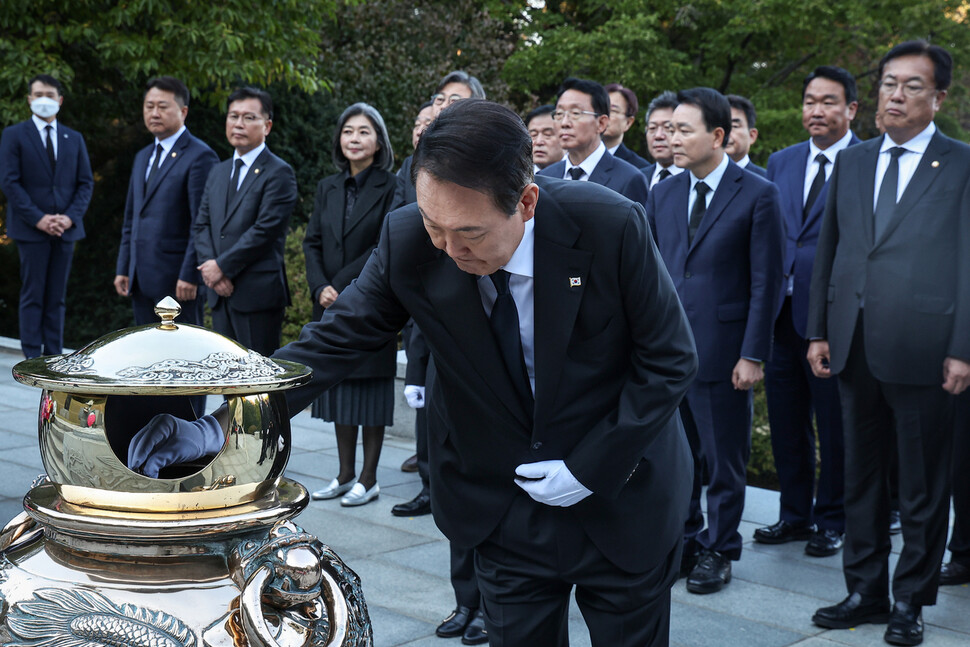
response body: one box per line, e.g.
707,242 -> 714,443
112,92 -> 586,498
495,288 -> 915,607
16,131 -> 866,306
649,163 -> 684,189
231,142 -> 267,190
477,217 -> 536,394
145,125 -> 186,181
562,141 -> 607,181
32,115 -> 57,159
873,122 -> 936,210
803,129 -> 854,206
686,154 -> 730,224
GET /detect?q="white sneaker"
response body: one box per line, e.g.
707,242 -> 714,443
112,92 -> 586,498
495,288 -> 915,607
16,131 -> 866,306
311,478 -> 356,500
340,482 -> 380,507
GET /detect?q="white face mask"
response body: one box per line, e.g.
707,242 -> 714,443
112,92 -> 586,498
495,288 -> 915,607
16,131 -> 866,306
30,97 -> 60,119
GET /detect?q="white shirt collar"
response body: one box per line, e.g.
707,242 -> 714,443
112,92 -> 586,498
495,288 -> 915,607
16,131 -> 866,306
32,114 -> 56,134
736,154 -> 751,168
689,153 -> 730,194
564,141 -> 607,180
499,216 -> 535,279
155,125 -> 186,152
233,141 -> 266,167
809,129 -> 854,165
607,142 -> 620,156
881,121 -> 936,154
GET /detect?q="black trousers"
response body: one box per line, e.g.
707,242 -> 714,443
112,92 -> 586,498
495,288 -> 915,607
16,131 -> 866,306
211,300 -> 283,357
838,313 -> 954,606
474,493 -> 678,647
947,391 -> 970,563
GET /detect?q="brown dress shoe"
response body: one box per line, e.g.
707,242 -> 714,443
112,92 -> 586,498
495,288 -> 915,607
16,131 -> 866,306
401,454 -> 419,472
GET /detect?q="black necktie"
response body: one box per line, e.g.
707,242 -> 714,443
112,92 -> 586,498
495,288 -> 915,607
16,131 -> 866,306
874,147 -> 905,239
803,153 -> 829,219
228,158 -> 245,205
657,168 -> 672,183
45,125 -> 55,170
145,143 -> 163,189
488,270 -> 533,415
688,181 -> 710,245
568,167 -> 585,181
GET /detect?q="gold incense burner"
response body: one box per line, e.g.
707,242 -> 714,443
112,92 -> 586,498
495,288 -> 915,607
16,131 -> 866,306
0,298 -> 372,646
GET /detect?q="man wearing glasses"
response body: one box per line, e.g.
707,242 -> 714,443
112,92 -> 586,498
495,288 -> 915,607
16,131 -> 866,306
538,77 -> 649,208
430,70 -> 485,119
193,86 -> 297,356
807,41 -> 970,646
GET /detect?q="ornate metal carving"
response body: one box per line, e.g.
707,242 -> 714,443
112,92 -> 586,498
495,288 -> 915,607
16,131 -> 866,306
116,352 -> 285,383
230,521 -> 372,647
6,588 -> 197,647
46,355 -> 96,376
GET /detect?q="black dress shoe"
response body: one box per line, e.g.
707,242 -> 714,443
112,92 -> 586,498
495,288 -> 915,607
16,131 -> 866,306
884,601 -> 922,646
686,550 -> 731,594
436,605 -> 474,638
461,608 -> 488,645
811,592 -> 890,629
679,546 -> 700,579
805,529 -> 844,557
754,520 -> 815,544
401,454 -> 419,472
940,560 -> 970,585
391,491 -> 431,517
889,509 -> 902,535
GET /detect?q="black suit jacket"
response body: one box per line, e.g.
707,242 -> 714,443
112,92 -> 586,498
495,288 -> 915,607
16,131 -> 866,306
538,149 -> 649,208
117,129 -> 219,299
613,142 -> 650,169
194,147 -> 297,312
808,130 -> 970,382
303,167 -> 401,378
276,176 -> 697,572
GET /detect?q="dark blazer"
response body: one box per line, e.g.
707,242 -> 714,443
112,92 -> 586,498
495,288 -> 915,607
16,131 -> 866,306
647,160 -> 784,382
745,161 -> 767,177
767,134 -> 861,337
117,129 -> 218,300
303,167 -> 401,378
613,142 -> 650,169
394,155 -> 417,205
807,130 -> 970,382
194,147 -> 297,312
0,119 -> 92,242
276,176 -> 697,573
538,149 -> 649,208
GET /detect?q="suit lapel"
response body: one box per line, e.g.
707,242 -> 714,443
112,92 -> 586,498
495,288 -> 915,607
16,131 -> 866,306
689,161 -> 742,253
345,171 -> 387,236
874,131 -> 950,246
419,252 -> 532,431
853,138 -> 881,247
532,197 -> 591,427
144,131 -> 189,205
210,160 -> 232,235
587,152 -> 613,188
26,121 -> 54,179
784,143 -> 810,235
325,177 -> 347,242
226,148 -> 271,222
132,144 -> 150,214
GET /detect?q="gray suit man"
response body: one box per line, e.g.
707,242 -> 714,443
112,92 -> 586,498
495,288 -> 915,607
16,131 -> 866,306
807,41 -> 970,646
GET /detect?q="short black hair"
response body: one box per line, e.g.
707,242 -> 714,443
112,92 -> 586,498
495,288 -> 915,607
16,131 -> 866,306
604,83 -> 638,117
558,77 -> 610,117
646,91 -> 678,119
227,86 -> 273,120
145,76 -> 190,107
524,104 -> 556,128
417,100 -> 434,114
435,71 -> 486,100
802,66 -> 858,104
676,88 -> 731,146
28,74 -> 63,96
332,102 -> 395,172
726,94 -> 757,129
412,100 -> 532,216
878,40 -> 952,91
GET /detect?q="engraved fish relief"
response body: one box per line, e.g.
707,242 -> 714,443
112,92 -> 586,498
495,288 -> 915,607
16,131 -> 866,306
6,588 -> 197,647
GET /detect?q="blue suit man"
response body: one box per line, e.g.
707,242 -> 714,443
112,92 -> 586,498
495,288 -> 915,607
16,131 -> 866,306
538,77 -> 649,208
647,88 -> 784,595
756,67 -> 861,558
0,74 -> 92,358
115,77 -> 218,326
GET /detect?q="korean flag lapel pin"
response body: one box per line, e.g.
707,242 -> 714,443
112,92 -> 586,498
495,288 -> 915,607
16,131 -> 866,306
569,276 -> 582,288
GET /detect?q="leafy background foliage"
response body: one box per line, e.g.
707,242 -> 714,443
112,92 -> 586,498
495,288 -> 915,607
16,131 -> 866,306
1,0 -> 968,484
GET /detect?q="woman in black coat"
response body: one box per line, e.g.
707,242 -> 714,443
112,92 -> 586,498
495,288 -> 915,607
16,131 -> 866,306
302,102 -> 402,507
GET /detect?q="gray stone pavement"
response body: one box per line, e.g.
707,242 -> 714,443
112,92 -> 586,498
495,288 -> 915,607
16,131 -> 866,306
0,339 -> 967,646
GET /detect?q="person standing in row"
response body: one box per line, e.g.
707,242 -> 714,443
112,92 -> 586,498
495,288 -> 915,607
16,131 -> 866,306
194,87 -> 297,357
303,103 -> 402,507
0,74 -> 92,359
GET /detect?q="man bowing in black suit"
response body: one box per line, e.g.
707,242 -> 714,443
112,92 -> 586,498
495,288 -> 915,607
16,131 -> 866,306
808,41 -> 970,646
194,87 -> 297,356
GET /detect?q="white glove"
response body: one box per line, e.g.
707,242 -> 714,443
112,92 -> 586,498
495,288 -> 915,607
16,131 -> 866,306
514,460 -> 592,507
404,385 -> 425,409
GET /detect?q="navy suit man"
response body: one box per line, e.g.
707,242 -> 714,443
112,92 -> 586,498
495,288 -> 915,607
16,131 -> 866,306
0,74 -> 92,359
115,76 -> 218,326
194,87 -> 297,356
807,42 -> 970,645
604,83 -> 650,169
725,94 -> 766,177
755,66 -> 860,558
538,77 -> 649,207
642,91 -> 685,190
647,88 -> 784,595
